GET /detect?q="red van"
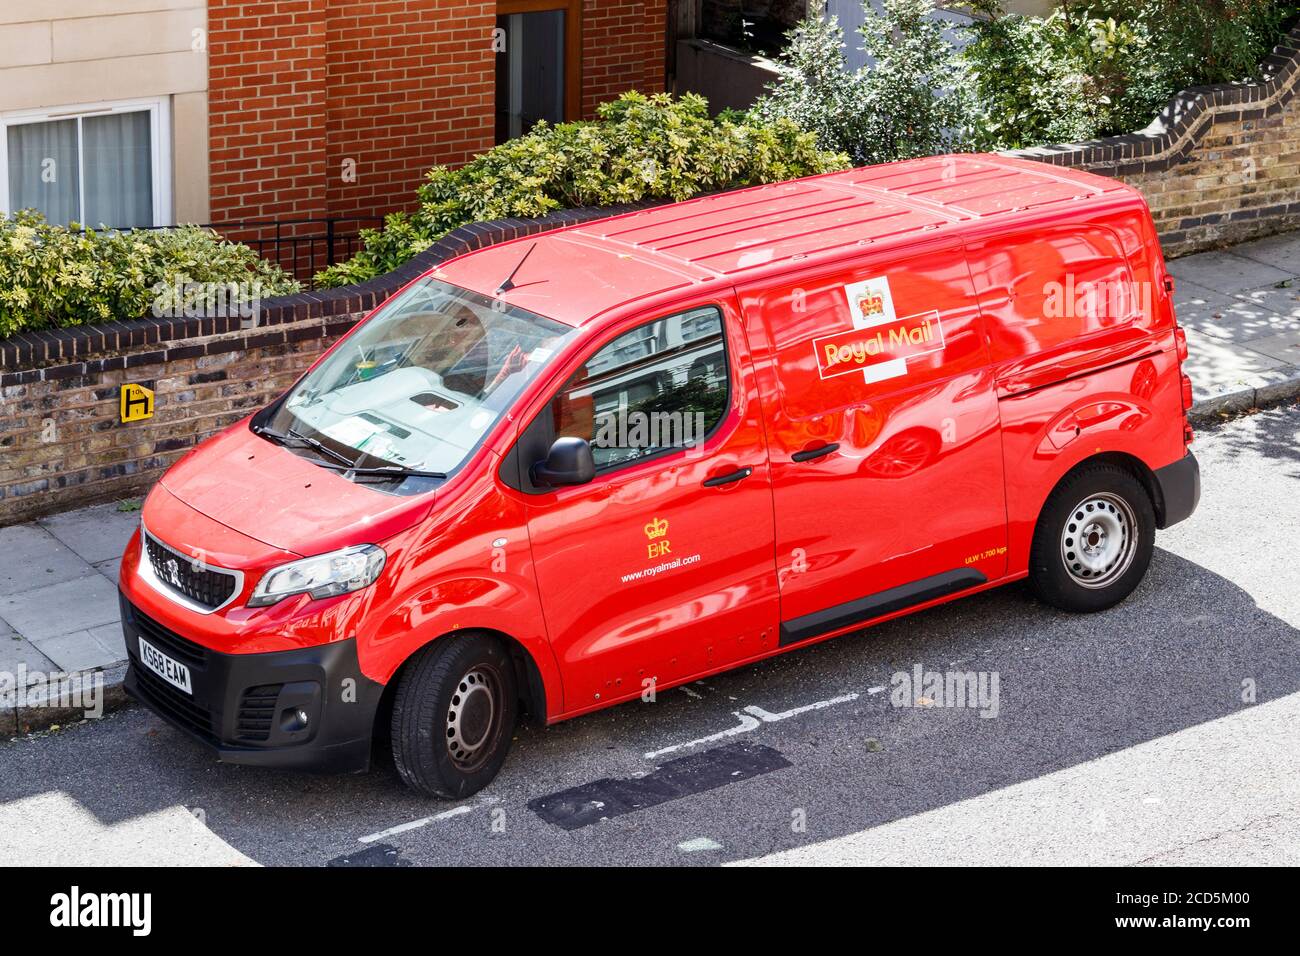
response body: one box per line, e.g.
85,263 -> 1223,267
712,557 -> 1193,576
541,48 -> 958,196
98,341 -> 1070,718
120,154 -> 1199,797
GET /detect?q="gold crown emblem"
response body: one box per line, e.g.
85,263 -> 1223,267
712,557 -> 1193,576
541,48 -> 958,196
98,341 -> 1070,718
644,517 -> 669,540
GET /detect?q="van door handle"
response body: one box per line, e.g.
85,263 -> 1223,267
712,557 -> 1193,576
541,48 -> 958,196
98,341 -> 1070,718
703,466 -> 753,487
791,443 -> 839,462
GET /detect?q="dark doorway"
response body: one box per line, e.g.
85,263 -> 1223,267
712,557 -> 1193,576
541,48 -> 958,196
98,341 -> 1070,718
495,5 -> 571,142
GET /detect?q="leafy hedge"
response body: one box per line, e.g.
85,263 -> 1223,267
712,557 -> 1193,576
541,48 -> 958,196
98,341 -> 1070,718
748,0 -> 1297,162
315,91 -> 848,287
0,212 -> 301,339
748,0 -> 969,166
962,0 -> 1299,150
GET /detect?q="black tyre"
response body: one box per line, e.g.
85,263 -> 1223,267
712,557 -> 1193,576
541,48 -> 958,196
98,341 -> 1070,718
1028,462 -> 1155,613
390,633 -> 517,799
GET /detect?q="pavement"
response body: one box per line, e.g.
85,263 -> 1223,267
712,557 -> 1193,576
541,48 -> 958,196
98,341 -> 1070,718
0,403 -> 1296,865
1167,231 -> 1300,415
2,229 -> 1300,738
0,503 -> 137,735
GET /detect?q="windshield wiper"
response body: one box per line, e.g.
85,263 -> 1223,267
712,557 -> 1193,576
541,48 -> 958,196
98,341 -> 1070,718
313,462 -> 448,480
256,424 -> 444,481
253,424 -> 357,469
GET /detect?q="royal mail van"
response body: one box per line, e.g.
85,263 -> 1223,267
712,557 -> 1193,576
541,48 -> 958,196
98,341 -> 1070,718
120,154 -> 1199,797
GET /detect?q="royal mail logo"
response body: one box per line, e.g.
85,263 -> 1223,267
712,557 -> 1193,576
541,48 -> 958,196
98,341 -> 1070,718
812,310 -> 946,381
644,517 -> 671,559
855,290 -> 886,318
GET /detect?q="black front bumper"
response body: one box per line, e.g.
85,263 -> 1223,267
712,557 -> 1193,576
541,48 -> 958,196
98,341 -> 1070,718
1153,449 -> 1200,529
121,593 -> 384,773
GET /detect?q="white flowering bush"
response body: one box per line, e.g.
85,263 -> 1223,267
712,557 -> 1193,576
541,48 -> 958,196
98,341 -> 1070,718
749,0 -> 973,165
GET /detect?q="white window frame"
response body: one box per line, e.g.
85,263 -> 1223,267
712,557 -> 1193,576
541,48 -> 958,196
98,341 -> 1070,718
0,96 -> 172,228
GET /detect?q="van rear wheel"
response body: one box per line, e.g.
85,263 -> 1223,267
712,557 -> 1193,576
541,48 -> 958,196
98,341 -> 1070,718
1028,463 -> 1155,613
390,633 -> 517,799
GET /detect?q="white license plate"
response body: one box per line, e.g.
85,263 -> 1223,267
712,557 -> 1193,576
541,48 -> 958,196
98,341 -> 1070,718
138,636 -> 193,695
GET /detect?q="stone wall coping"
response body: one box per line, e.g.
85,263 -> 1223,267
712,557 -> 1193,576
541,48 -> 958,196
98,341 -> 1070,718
0,202 -> 650,384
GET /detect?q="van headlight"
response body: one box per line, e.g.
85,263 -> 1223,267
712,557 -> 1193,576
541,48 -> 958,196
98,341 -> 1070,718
248,545 -> 386,607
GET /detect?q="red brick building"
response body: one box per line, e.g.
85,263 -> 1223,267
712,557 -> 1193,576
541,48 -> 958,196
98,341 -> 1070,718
208,1 -> 667,225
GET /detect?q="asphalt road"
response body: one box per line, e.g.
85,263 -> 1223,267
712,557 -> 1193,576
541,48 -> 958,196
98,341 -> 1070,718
3,403 -> 1299,867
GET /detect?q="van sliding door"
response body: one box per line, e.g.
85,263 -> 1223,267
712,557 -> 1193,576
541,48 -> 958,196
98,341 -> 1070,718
736,239 -> 1008,642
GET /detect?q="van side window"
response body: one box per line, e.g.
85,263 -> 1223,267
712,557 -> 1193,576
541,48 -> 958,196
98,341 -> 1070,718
550,306 -> 729,470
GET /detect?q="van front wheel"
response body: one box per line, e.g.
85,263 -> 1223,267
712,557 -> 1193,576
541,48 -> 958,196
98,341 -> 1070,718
1029,463 -> 1155,613
390,634 -> 518,799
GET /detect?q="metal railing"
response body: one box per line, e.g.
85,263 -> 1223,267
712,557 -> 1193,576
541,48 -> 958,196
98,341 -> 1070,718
130,217 -> 385,288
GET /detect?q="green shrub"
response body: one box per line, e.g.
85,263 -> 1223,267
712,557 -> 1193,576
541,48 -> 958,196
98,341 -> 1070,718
0,212 -> 301,339
961,0 -> 1298,149
1104,0 -> 1297,130
959,2 -> 1122,149
746,5 -> 873,161
315,91 -> 847,287
748,0 -> 974,165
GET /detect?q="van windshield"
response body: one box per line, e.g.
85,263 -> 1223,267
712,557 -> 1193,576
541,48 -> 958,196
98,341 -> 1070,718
261,277 -> 577,481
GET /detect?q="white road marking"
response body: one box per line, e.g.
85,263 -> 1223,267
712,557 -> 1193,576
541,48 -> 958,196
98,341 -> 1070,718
742,693 -> 858,723
678,837 -> 724,852
358,803 -> 477,844
644,692 -> 858,759
645,711 -> 762,759
868,686 -> 886,695
678,685 -> 704,700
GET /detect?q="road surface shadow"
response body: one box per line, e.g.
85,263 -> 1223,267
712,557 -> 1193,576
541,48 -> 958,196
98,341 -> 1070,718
1197,398 -> 1300,477
0,541 -> 1295,866
4,403 -> 1299,864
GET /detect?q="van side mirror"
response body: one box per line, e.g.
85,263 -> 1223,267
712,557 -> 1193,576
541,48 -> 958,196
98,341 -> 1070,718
531,437 -> 596,488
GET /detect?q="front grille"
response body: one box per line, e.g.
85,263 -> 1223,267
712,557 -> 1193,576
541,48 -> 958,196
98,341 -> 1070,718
144,531 -> 238,610
131,659 -> 219,744
131,604 -> 209,669
235,684 -> 283,742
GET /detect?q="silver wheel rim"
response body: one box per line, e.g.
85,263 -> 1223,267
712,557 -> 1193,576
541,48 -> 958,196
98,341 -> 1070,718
1061,492 -> 1137,589
445,667 -> 499,771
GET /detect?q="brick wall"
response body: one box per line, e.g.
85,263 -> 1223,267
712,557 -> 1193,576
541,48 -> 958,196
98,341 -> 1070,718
1007,23 -> 1300,258
0,204 -> 643,527
0,318 -> 348,525
208,0 -> 330,222
324,1 -> 496,220
209,1 -> 666,224
583,0 -> 667,118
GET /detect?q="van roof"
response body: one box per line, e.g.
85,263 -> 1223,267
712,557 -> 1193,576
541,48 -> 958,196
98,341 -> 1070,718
434,153 -> 1137,327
